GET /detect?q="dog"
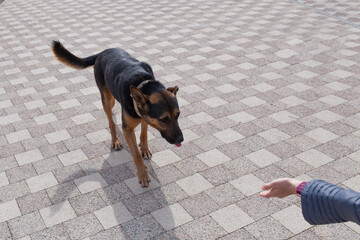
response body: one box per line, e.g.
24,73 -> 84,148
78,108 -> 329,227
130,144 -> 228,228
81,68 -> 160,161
52,41 -> 183,187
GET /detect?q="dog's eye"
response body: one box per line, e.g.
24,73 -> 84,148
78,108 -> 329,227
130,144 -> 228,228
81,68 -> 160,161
160,116 -> 169,123
175,112 -> 180,119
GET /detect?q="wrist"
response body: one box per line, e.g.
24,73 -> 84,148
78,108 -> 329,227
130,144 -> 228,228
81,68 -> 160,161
296,182 -> 307,196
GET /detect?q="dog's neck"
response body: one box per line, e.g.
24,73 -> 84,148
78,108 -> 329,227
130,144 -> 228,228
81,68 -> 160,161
132,80 -> 152,118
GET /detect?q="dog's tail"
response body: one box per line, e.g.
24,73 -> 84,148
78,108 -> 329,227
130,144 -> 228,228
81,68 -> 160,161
51,40 -> 99,69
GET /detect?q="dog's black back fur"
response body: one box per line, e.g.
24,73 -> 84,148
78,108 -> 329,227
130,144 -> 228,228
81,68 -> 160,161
52,41 -> 167,119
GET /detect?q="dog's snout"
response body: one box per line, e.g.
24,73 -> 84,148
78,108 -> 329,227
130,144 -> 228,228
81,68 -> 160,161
175,135 -> 184,143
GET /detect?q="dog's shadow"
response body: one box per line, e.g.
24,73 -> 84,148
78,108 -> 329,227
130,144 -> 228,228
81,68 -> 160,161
50,114 -> 178,239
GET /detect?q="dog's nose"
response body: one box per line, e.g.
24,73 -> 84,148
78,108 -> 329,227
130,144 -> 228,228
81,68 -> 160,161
175,135 -> 183,143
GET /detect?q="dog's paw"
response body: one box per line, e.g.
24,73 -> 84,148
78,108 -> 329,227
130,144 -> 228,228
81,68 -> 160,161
141,148 -> 152,160
138,168 -> 151,188
112,137 -> 123,151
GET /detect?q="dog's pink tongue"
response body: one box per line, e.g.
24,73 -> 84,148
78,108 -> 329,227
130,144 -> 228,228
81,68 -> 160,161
175,143 -> 182,147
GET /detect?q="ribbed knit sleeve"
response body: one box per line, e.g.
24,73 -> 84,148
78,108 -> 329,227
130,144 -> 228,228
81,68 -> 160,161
301,179 -> 360,225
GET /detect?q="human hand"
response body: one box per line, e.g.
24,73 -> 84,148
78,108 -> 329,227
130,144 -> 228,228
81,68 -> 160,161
259,178 -> 302,198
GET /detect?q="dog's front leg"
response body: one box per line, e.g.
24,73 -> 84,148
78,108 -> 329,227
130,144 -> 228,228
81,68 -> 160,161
122,118 -> 150,188
140,120 -> 152,159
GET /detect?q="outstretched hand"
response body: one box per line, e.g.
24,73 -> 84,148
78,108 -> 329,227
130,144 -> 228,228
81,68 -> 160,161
259,178 -> 302,198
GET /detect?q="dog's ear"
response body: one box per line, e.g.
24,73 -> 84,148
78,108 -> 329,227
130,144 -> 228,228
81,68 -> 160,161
130,86 -> 148,110
167,86 -> 179,95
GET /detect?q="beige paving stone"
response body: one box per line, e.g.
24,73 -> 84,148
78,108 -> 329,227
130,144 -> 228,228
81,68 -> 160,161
272,205 -> 311,234
342,175 -> 360,192
0,172 -> 9,187
58,149 -> 88,166
305,128 -> 339,144
296,149 -> 334,167
196,149 -> 231,167
0,200 -> 21,222
45,129 -> 71,144
152,149 -> 182,167
6,129 -> 32,144
210,204 -> 254,233
227,111 -> 256,123
94,202 -> 134,229
85,129 -> 111,144
245,149 -> 281,168
124,175 -> 160,195
258,128 -> 290,144
71,113 -> 97,125
0,113 -> 21,126
34,113 -> 58,125
39,201 -> 76,227
230,174 -> 265,196
176,173 -> 214,196
74,173 -> 108,194
15,149 -> 44,166
151,203 -> 193,230
26,172 -> 58,193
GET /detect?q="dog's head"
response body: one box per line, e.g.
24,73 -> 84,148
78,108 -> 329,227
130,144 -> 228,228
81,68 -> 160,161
130,85 -> 183,146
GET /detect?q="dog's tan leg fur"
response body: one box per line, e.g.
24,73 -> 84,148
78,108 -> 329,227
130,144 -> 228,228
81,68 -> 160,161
102,88 -> 122,150
140,120 -> 152,159
122,112 -> 150,187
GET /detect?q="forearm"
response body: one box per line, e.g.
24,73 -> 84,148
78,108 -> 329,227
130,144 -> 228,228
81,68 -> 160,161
301,180 -> 360,225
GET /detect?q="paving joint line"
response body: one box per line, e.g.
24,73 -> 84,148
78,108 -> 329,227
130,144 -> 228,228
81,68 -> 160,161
291,0 -> 360,29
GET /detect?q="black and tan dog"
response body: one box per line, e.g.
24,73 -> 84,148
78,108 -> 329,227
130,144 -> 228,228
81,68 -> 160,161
52,41 -> 183,187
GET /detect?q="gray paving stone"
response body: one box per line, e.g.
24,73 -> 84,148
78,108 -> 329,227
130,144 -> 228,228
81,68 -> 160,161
69,191 -> 106,216
0,181 -> 29,203
307,165 -> 348,184
100,164 -> 134,185
179,192 -> 220,219
8,211 -> 46,239
97,182 -> 134,205
151,183 -> 188,207
6,164 -> 37,184
181,215 -> 227,240
52,164 -> 85,184
173,157 -> 208,176
122,192 -> 162,217
0,221 -> 11,239
122,214 -> 164,240
0,156 -> 17,172
64,213 -> 103,240
310,223 -> 360,240
201,164 -> 237,186
236,195 -> 282,221
88,225 -> 130,240
30,224 -> 70,240
46,181 -> 81,204
205,183 -> 245,207
17,190 -> 52,215
245,216 -> 294,240
219,228 -> 256,240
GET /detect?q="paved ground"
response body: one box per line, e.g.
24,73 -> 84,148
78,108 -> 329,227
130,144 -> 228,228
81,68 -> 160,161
1,0 -> 360,239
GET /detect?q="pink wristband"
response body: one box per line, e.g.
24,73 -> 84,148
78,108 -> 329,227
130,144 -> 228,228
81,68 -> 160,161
296,182 -> 307,196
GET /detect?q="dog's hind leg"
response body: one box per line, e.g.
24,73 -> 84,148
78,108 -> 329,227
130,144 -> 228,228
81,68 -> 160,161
139,120 -> 152,159
102,87 -> 123,150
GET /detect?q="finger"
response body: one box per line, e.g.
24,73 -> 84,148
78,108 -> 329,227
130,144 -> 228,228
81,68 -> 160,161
261,182 -> 274,190
259,190 -> 271,198
260,188 -> 282,198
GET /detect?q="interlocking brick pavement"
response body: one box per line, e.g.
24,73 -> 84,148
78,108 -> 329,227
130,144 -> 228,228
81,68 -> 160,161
1,0 -> 360,239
